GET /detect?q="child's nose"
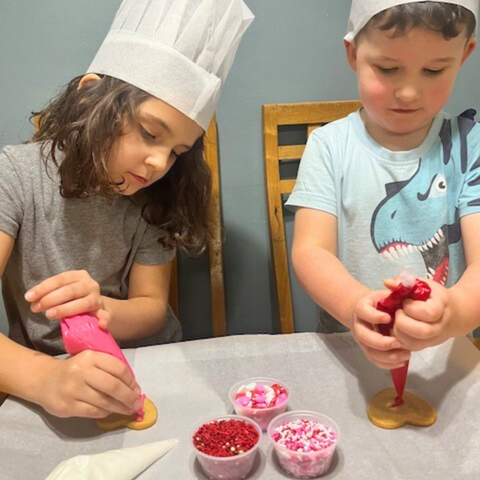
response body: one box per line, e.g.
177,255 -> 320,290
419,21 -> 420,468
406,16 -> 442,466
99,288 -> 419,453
145,153 -> 173,172
395,84 -> 421,103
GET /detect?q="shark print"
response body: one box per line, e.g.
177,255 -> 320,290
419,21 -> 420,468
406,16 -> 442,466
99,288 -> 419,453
371,110 -> 480,286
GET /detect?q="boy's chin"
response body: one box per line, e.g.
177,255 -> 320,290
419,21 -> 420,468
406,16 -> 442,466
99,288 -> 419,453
380,115 -> 433,135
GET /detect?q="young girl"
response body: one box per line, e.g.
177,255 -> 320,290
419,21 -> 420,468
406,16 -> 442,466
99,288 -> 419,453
0,0 -> 253,419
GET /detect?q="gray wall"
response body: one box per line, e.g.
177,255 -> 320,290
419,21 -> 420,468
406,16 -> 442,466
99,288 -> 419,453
1,1 -> 479,339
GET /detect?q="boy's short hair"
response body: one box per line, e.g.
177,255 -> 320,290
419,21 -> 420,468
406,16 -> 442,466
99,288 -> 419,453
360,3 -> 476,40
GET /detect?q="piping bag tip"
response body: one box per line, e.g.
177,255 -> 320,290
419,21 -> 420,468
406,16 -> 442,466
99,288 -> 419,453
390,361 -> 409,406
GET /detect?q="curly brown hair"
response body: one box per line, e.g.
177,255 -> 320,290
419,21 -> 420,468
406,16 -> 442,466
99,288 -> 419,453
30,75 -> 212,254
361,3 -> 476,40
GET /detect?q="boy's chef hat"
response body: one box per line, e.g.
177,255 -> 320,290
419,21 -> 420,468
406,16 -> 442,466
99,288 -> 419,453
345,0 -> 479,42
88,0 -> 254,130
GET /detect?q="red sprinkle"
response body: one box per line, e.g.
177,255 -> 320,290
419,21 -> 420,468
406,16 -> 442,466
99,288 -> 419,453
193,419 -> 259,457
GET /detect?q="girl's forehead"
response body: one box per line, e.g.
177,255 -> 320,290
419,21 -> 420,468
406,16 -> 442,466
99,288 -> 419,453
138,98 -> 204,140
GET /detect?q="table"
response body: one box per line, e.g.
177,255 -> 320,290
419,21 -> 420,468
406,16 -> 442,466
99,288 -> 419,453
0,333 -> 479,479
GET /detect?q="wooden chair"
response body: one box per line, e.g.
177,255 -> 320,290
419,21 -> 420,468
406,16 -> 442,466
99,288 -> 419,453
168,117 -> 226,337
263,100 -> 361,333
34,114 -> 226,337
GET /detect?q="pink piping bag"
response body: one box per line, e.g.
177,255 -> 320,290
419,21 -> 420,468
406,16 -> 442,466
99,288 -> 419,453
376,273 -> 431,406
61,313 -> 144,418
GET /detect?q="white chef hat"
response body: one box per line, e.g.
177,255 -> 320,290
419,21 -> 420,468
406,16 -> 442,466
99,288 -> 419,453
87,0 -> 254,130
344,0 -> 479,42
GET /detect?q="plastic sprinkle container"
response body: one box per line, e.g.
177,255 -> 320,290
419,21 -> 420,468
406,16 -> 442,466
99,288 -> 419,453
228,377 -> 289,431
192,414 -> 262,480
268,411 -> 340,478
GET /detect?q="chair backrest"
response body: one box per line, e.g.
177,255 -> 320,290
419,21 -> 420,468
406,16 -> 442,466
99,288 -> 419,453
169,117 -> 227,337
263,100 -> 361,333
34,114 -> 226,337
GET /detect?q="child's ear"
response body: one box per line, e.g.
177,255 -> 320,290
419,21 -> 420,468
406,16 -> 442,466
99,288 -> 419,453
461,37 -> 477,66
344,39 -> 358,72
78,73 -> 102,90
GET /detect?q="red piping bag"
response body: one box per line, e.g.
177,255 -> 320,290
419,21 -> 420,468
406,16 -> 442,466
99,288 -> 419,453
61,313 -> 144,419
376,273 -> 431,406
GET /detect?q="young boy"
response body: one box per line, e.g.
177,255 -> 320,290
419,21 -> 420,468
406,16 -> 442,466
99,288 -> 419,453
286,0 -> 480,370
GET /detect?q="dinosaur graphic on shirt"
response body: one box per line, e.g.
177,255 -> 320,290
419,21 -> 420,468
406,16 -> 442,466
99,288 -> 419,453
370,111 -> 480,285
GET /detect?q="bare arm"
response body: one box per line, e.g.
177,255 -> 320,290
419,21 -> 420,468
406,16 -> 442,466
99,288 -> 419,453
292,208 -> 408,369
292,208 -> 369,328
102,261 -> 172,341
448,213 -> 480,334
0,232 -> 54,404
0,231 -> 140,417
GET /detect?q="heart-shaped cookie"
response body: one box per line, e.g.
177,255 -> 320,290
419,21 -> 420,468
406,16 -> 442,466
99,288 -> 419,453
96,397 -> 157,431
368,388 -> 436,429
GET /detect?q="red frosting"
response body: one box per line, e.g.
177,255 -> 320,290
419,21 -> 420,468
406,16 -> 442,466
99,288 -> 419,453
376,279 -> 431,407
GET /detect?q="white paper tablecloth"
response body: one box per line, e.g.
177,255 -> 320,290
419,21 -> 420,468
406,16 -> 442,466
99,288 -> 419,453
0,333 -> 479,479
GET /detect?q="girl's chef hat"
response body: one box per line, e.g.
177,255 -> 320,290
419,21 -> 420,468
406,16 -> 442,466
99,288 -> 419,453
344,0 -> 478,42
88,0 -> 254,130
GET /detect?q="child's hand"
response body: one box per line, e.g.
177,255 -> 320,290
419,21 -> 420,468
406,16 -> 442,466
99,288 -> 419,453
35,351 -> 142,418
393,279 -> 452,351
351,290 -> 411,370
25,270 -> 111,329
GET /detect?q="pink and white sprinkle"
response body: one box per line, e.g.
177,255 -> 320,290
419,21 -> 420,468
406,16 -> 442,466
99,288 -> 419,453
272,419 -> 337,453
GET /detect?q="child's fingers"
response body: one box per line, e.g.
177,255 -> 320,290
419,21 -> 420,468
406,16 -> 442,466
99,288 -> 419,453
44,295 -> 103,319
393,328 -> 431,351
96,309 -> 111,330
30,283 -> 93,314
91,352 -> 141,392
69,401 -> 111,419
25,270 -> 97,304
25,271 -> 79,302
383,276 -> 402,290
402,298 -> 443,324
355,302 -> 391,325
353,319 -> 401,351
81,380 -> 138,416
394,311 -> 442,348
360,343 -> 411,370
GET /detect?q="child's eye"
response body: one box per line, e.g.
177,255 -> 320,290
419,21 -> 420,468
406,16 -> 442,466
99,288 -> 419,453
424,68 -> 445,76
140,125 -> 156,141
377,66 -> 398,75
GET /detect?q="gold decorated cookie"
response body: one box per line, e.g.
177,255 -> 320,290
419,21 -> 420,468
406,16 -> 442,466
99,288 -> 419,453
368,388 -> 436,430
96,397 -> 157,431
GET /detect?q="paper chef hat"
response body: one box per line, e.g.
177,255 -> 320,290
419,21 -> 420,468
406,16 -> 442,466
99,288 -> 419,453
88,0 -> 254,130
345,0 -> 479,42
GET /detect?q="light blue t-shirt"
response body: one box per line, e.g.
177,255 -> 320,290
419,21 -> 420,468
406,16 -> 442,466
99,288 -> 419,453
286,109 -> 480,332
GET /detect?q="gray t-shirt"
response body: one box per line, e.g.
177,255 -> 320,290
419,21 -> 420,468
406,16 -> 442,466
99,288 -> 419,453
0,143 -> 181,355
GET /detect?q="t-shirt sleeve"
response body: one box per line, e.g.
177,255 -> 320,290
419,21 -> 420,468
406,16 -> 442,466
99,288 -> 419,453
285,130 -> 337,216
458,124 -> 480,217
0,151 -> 25,238
134,222 -> 176,265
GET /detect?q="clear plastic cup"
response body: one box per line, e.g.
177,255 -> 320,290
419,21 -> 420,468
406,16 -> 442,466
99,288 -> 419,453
228,377 -> 289,431
191,414 -> 262,480
267,410 -> 340,478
